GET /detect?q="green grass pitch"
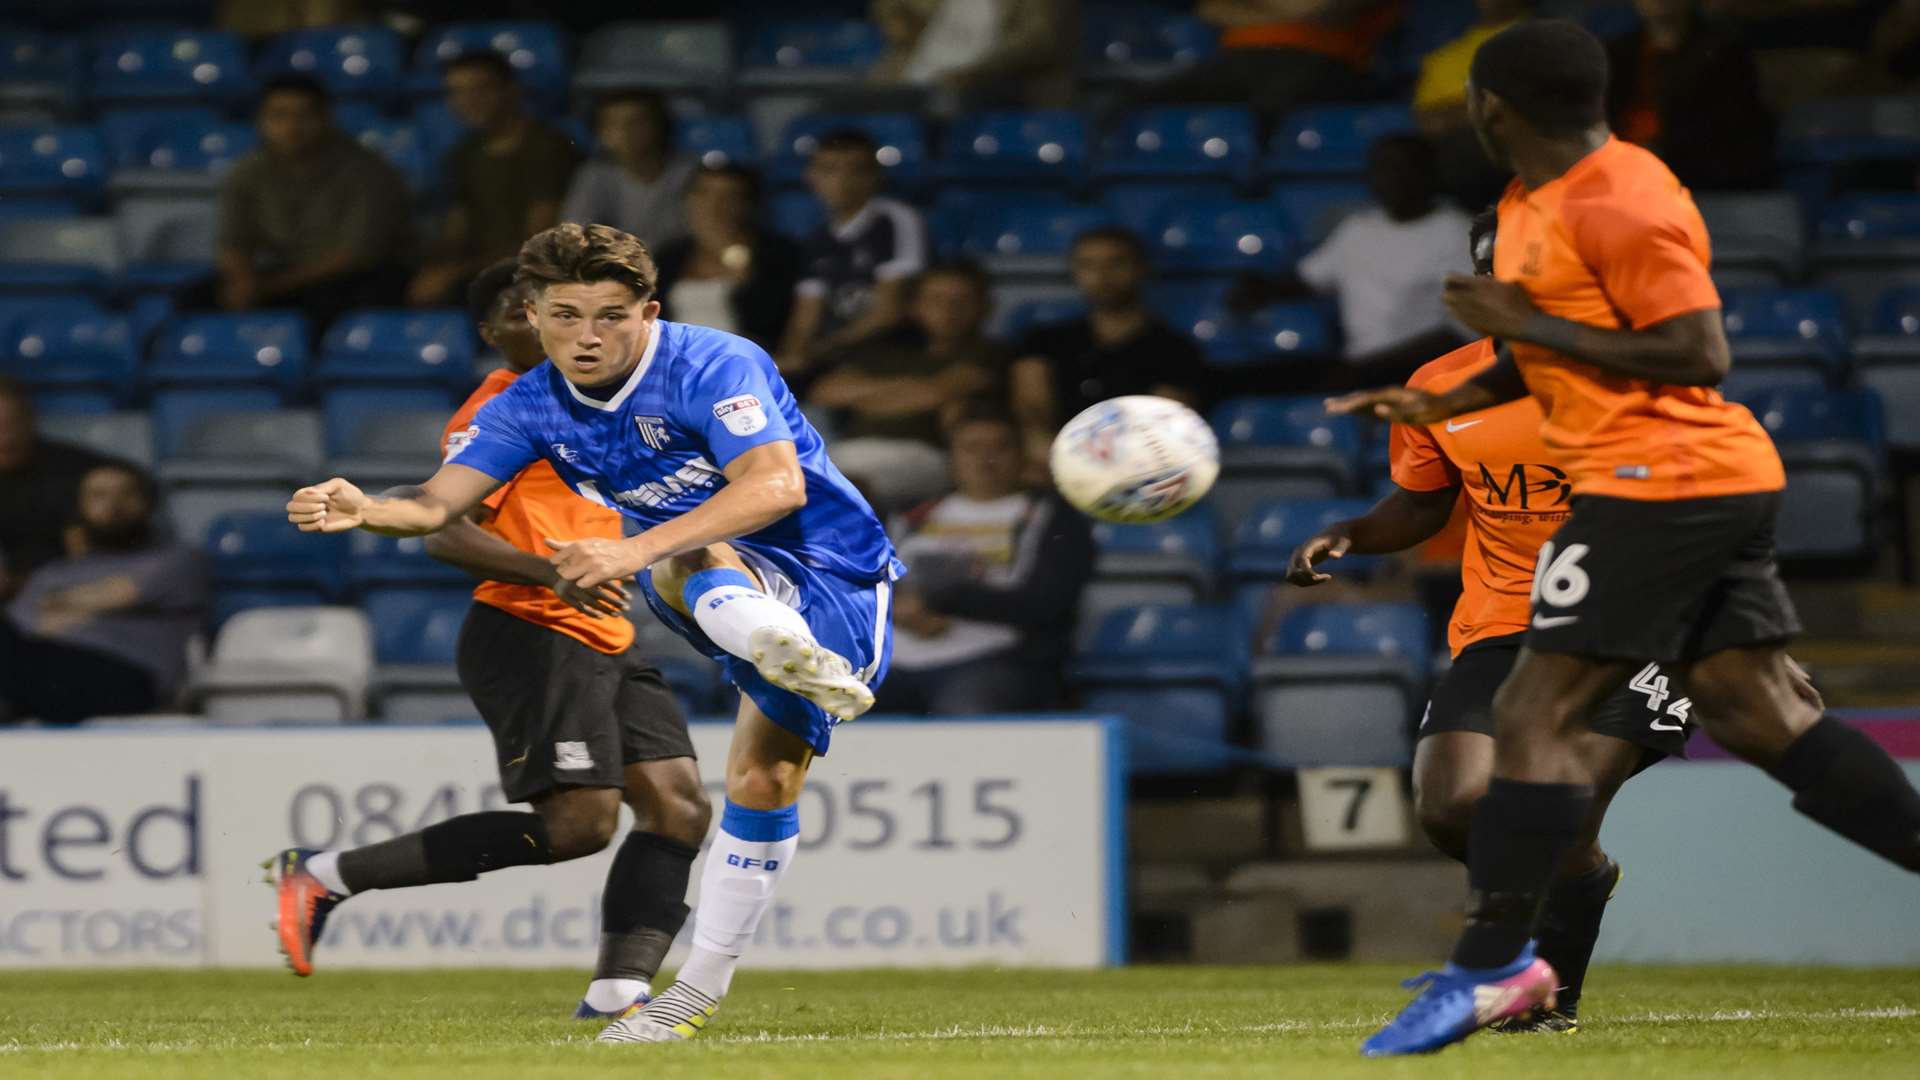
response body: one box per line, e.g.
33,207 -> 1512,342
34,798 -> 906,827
3,966 -> 1916,1078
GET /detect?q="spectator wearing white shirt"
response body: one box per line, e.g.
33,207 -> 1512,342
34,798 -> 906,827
560,90 -> 697,251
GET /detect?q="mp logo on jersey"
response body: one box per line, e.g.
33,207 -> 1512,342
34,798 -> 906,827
712,394 -> 767,436
1478,462 -> 1572,509
635,414 -> 671,451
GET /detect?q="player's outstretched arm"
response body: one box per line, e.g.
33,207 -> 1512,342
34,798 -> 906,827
1443,273 -> 1731,386
1286,485 -> 1460,586
286,463 -> 502,538
546,441 -> 808,590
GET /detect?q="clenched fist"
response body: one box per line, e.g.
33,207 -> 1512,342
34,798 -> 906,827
287,478 -> 369,533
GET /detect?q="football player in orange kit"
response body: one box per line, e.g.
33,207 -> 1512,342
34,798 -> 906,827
1335,20 -> 1920,1056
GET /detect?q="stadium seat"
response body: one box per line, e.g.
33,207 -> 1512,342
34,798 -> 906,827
1096,106 -> 1257,183
26,390 -> 118,415
1,309 -> 138,397
0,127 -> 107,197
148,313 -> 310,392
767,113 -> 927,187
1253,602 -> 1430,767
97,107 -> 224,170
739,18 -> 887,90
1814,193 -> 1920,268
1779,96 -> 1920,167
1750,388 -> 1886,562
91,30 -> 252,103
1210,399 -> 1365,524
963,203 -> 1114,276
766,188 -> 826,241
1099,179 -> 1238,236
116,193 -> 219,272
940,111 -> 1088,186
1264,104 -> 1415,177
1718,287 -> 1849,372
0,30 -> 83,107
207,586 -> 333,632
186,606 -> 373,723
678,115 -> 755,168
1082,7 -> 1217,81
1077,507 -> 1221,649
255,26 -> 406,98
1194,301 -> 1336,368
575,20 -> 733,93
1225,497 -> 1379,584
987,281 -> 1083,341
409,22 -> 569,104
1150,198 -> 1296,275
1073,604 -> 1248,774
36,410 -> 156,469
347,531 -> 470,591
363,586 -> 473,665
157,408 -> 324,487
409,99 -> 474,160
0,216 -> 120,292
1853,288 -> 1920,450
1695,192 -> 1805,283
317,309 -> 477,388
1269,180 -> 1371,248
349,121 -> 434,190
322,387 -> 458,486
205,510 -> 348,596
162,481 -> 298,547
1718,366 -> 1829,405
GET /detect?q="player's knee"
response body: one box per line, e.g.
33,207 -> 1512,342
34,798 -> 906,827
727,758 -> 806,810
1414,790 -> 1474,862
1688,650 -> 1817,763
539,802 -> 621,861
650,781 -> 713,845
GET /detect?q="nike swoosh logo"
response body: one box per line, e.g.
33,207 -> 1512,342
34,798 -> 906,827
1532,614 -> 1580,629
1445,419 -> 1485,432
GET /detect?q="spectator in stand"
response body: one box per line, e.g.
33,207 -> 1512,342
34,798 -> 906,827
1231,134 -> 1471,390
653,165 -> 803,351
560,89 -> 696,249
212,74 -> 411,334
809,259 -> 1008,511
408,52 -> 581,306
777,130 -> 928,379
1,462 -> 206,725
869,0 -> 1078,109
1011,228 -> 1203,473
0,379 -> 130,601
880,400 -> 1093,715
1607,0 -> 1776,191
1415,1 -> 1536,209
1149,0 -> 1403,119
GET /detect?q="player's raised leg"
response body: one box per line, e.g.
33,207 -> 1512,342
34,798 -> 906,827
598,696 -> 810,1043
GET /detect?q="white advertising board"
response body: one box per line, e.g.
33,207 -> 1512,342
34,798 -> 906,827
0,718 -> 1125,969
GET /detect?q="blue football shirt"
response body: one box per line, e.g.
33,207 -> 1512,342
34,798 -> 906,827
449,319 -> 899,585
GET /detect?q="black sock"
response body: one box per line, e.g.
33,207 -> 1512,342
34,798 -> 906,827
1768,717 -> 1920,872
337,811 -> 555,892
1452,779 -> 1594,970
595,831 -> 698,982
1534,858 -> 1619,1016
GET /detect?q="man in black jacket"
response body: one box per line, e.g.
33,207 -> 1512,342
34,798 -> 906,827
881,399 -> 1093,715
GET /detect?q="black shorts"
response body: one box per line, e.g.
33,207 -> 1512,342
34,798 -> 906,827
1525,492 -> 1801,664
1420,633 -> 1693,759
456,602 -> 695,803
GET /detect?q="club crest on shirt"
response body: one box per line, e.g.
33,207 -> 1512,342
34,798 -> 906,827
635,415 -> 671,451
712,394 -> 767,436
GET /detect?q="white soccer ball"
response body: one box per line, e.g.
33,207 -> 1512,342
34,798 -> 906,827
1050,395 -> 1219,524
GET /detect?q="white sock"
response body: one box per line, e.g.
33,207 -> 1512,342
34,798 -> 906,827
583,977 -> 649,1013
677,799 -> 799,1000
683,567 -> 813,660
306,851 -> 350,895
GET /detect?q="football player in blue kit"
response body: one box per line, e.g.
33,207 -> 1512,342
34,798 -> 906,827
286,223 -> 902,1044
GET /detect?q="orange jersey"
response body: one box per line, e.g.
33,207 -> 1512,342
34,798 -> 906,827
1494,136 -> 1784,500
442,369 -> 633,655
1393,339 -> 1570,655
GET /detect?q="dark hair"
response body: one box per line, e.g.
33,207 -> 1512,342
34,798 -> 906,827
259,72 -> 330,108
1071,225 -> 1149,262
0,375 -> 30,414
467,257 -> 524,323
592,88 -> 673,142
692,162 -> 763,203
443,49 -> 517,83
947,396 -> 1019,435
915,258 -> 990,299
1367,132 -> 1435,171
1469,19 -> 1609,136
1470,204 -> 1498,275
517,223 -> 658,301
81,459 -> 157,508
811,128 -> 878,160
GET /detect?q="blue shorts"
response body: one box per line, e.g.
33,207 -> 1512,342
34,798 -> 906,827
637,543 -> 897,755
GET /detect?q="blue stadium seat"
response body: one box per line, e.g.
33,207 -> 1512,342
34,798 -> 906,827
1182,301 -> 1337,367
1719,287 -> 1849,371
35,410 -> 156,469
1815,193 -> 1920,264
1718,366 -> 1829,405
1751,388 -> 1886,562
156,407 -> 323,487
1150,197 -> 1295,274
0,198 -> 81,221
318,309 -> 476,388
1211,396 -> 1363,498
1749,387 -> 1886,454
995,294 -> 1085,342
363,587 -> 474,664
739,18 -> 886,89
347,532 -> 470,591
765,187 -> 827,241
1226,497 -> 1378,583
940,111 -> 1088,185
91,30 -> 252,103
768,113 -> 927,187
1269,180 -> 1371,248
1096,107 -> 1257,183
963,203 -> 1114,276
409,22 -> 569,103
1100,179 -> 1238,236
1853,288 -> 1920,450
1695,192 -> 1805,283
409,99 -> 473,160
1779,96 -> 1920,167
1264,104 -> 1415,177
1253,602 -> 1428,767
149,313 -> 310,392
129,120 -> 257,174
678,115 -> 755,168
150,388 -> 293,462
1083,7 -> 1217,80
0,128 -> 108,196
0,217 -> 121,292
321,386 -> 462,459
0,310 -> 138,396
97,107 -> 224,170
0,294 -> 108,341
0,30 -> 83,104
350,122 -> 433,189
576,20 -> 733,94
1078,505 -> 1222,648
206,511 -> 348,596
1073,603 -> 1248,773
1269,602 -> 1429,666
256,26 -> 406,98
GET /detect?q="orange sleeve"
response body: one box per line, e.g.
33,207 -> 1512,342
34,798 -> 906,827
1390,420 -> 1460,492
1566,196 -> 1721,330
443,386 -> 512,511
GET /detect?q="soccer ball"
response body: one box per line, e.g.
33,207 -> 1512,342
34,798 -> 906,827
1050,395 -> 1219,524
